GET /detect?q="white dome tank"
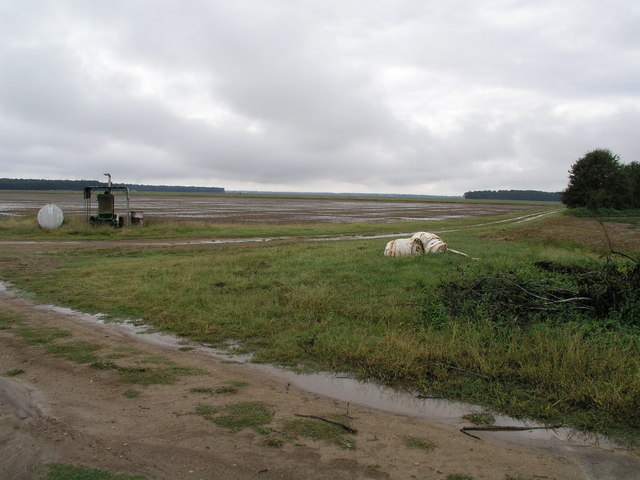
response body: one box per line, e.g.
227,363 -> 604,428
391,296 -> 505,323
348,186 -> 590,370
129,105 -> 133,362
37,204 -> 64,230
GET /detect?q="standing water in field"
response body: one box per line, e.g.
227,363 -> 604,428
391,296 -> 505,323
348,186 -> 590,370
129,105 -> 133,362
1,191 -> 541,223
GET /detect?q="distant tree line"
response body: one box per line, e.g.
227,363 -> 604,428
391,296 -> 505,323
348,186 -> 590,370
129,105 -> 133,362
0,178 -> 225,194
463,190 -> 561,201
562,149 -> 640,209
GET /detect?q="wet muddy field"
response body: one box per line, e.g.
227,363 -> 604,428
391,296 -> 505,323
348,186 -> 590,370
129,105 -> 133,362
0,192 -> 540,223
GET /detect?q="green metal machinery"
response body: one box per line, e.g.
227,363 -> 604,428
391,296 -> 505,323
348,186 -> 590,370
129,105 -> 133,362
83,173 -> 130,227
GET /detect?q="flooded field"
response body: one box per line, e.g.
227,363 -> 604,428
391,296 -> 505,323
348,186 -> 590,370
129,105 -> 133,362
0,191 -> 541,223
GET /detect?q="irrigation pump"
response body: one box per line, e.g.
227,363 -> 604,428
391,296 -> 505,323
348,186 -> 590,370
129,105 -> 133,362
83,173 -> 131,227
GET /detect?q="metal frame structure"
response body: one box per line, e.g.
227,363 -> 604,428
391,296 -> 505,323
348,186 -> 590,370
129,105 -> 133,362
83,174 -> 130,227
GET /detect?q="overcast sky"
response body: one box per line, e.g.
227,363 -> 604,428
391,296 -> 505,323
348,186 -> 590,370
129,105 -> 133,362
1,1 -> 639,195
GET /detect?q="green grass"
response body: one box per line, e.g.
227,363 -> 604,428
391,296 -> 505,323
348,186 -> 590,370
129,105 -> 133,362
213,381 -> 249,394
215,386 -> 239,394
136,355 -> 173,365
112,365 -> 205,385
194,404 -> 219,420
113,347 -> 145,355
188,383 -> 241,394
0,310 -> 26,329
283,416 -> 357,449
46,341 -> 102,364
403,435 -> 437,451
461,412 -> 495,426
261,437 -> 284,448
2,212 -> 639,441
194,401 -> 272,433
190,387 -> 214,394
42,463 -> 146,480
212,401 -> 273,433
6,368 -> 25,376
17,327 -> 72,345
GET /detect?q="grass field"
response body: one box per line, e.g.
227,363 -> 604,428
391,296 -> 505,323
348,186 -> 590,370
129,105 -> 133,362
1,210 -> 638,442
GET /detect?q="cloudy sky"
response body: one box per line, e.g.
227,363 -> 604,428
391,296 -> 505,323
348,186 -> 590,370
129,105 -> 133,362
1,1 -> 639,195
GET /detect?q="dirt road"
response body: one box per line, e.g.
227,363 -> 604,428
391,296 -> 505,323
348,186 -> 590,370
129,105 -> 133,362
2,282 -> 639,480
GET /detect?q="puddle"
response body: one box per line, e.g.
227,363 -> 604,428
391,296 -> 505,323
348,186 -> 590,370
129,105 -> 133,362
2,280 -> 638,479
0,376 -> 46,420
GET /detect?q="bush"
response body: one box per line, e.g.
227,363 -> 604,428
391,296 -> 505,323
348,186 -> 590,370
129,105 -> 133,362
427,260 -> 640,332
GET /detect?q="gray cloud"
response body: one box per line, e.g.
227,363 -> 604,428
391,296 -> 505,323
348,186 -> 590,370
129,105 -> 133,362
1,0 -> 639,194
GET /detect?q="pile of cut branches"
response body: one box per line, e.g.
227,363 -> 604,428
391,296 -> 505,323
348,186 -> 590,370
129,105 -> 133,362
432,260 -> 640,330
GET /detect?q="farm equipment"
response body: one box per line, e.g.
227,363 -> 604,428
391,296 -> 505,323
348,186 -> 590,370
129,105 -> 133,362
84,173 -> 130,227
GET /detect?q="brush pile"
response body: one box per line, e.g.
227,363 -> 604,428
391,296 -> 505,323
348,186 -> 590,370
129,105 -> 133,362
432,259 -> 640,330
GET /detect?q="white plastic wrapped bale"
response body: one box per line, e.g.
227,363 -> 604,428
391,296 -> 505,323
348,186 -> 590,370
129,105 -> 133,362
411,232 -> 447,254
384,237 -> 425,257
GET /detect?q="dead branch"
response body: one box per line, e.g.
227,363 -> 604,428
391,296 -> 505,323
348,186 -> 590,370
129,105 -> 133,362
461,424 -> 564,433
611,250 -> 640,264
471,276 -> 595,313
485,276 -> 552,303
294,414 -> 358,434
460,429 -> 483,441
544,297 -> 592,304
597,216 -> 639,264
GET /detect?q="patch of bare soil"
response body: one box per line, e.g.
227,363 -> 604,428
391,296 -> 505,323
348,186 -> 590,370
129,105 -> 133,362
3,288 -> 636,480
